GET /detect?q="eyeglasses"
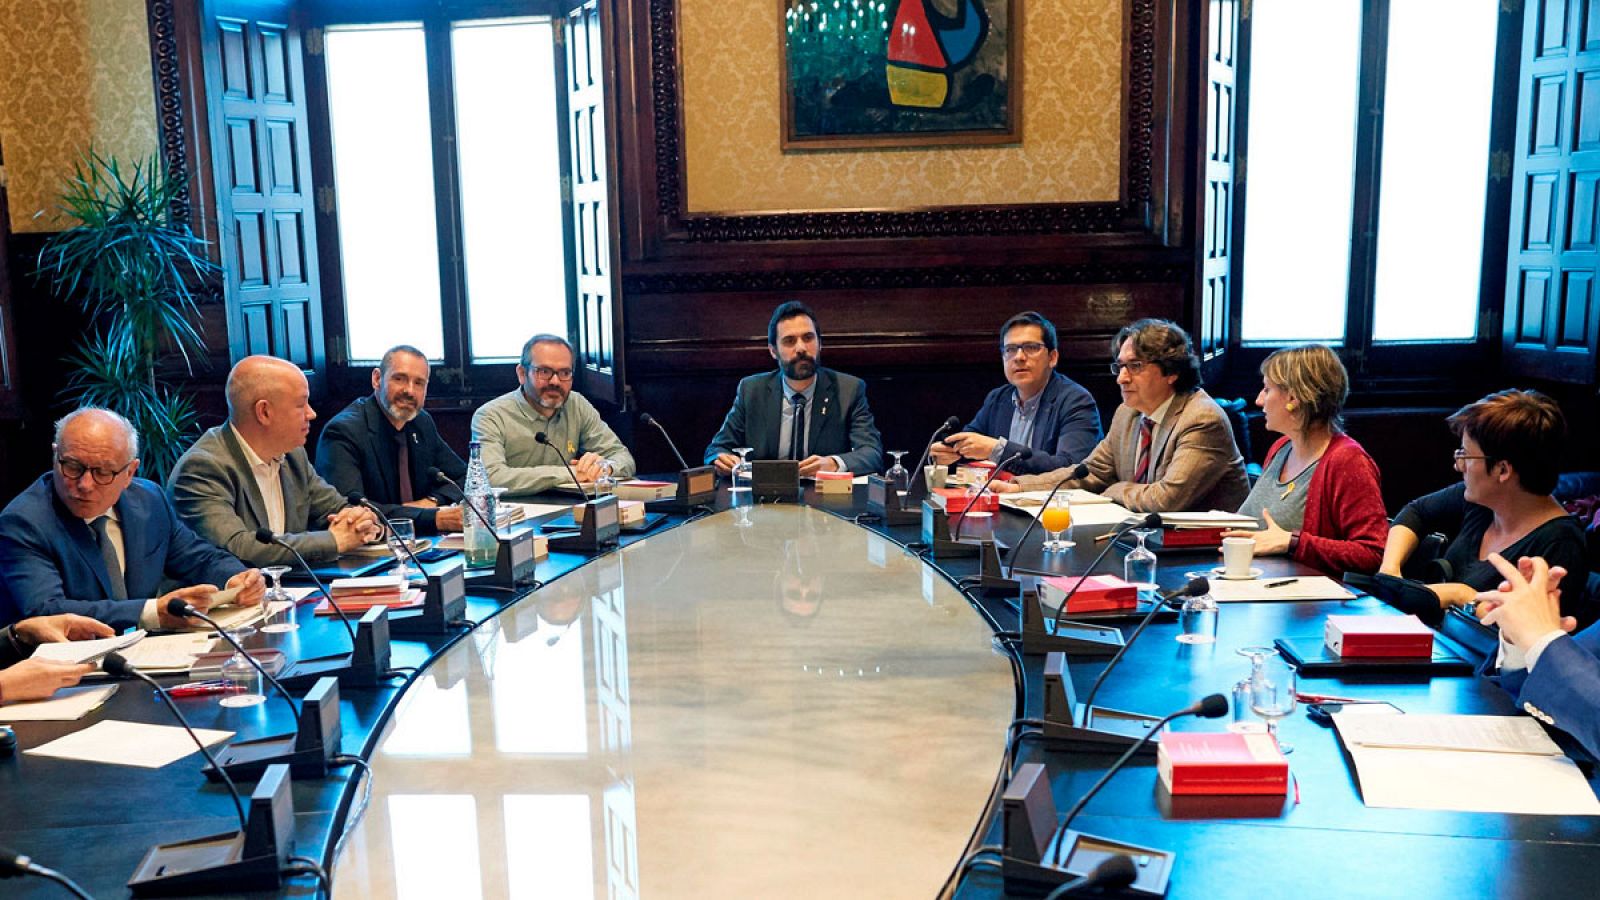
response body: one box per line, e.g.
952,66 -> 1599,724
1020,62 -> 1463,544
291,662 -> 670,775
1109,360 -> 1151,376
1452,449 -> 1490,465
1001,341 -> 1048,359
531,366 -> 575,382
56,455 -> 133,486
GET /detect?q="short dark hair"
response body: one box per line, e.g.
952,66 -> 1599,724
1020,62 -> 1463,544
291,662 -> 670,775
520,333 -> 575,369
1447,389 -> 1566,495
1000,311 -> 1058,352
768,301 -> 819,346
1113,318 -> 1201,393
379,345 -> 429,377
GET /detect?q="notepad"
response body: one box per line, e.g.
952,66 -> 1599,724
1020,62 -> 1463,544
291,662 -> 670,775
0,684 -> 119,722
25,720 -> 234,768
30,631 -> 146,665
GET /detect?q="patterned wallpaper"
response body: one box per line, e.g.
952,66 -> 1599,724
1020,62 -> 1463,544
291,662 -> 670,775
680,0 -> 1123,213
0,0 -> 159,233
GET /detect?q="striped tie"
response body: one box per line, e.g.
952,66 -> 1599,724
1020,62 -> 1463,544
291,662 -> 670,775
1132,416 -> 1155,484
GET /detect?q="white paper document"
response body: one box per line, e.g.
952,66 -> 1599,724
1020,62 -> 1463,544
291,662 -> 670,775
1159,510 -> 1260,528
1204,576 -> 1356,602
25,719 -> 234,768
118,632 -> 218,673
0,684 -> 119,722
1335,713 -> 1600,814
999,493 -> 1134,527
29,631 -> 145,665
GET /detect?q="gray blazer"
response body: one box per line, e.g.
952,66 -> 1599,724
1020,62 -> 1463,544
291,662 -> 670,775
167,425 -> 349,566
1014,388 -> 1248,513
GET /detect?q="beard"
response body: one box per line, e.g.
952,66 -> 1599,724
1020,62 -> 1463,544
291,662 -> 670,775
381,393 -> 420,424
780,353 -> 816,381
527,383 -> 569,414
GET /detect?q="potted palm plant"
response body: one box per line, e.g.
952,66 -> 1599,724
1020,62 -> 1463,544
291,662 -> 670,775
35,151 -> 219,478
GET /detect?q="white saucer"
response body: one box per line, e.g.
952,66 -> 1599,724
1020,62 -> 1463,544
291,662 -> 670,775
1188,567 -> 1263,581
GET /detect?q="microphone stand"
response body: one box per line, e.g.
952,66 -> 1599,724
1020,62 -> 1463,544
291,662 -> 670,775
1045,512 -> 1165,636
640,413 -> 718,512
1039,579 -> 1211,752
640,412 -> 690,469
534,431 -> 592,499
905,416 -> 960,497
347,493 -> 430,581
952,449 -> 1029,543
346,492 -> 469,634
106,653 -> 297,895
428,469 -> 542,591
256,530 -> 390,687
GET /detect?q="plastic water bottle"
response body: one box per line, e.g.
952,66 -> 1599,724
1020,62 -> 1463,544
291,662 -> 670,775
463,440 -> 497,569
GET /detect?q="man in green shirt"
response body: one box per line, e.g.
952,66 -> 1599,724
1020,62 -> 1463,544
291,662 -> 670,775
471,334 -> 636,496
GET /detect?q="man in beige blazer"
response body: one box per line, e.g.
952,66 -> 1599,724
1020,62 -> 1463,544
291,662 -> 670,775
169,356 -> 382,566
1000,319 -> 1248,513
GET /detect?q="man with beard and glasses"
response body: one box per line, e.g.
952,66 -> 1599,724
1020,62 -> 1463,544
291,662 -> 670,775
704,301 -> 883,476
472,334 -> 636,495
316,345 -> 468,535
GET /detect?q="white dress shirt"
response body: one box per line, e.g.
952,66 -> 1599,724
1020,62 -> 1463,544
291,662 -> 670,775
231,424 -> 286,535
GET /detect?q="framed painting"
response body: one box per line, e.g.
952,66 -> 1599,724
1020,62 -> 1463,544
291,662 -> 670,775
780,0 -> 1021,150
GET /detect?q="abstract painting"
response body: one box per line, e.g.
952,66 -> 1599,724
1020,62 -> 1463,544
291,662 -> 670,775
781,0 -> 1020,149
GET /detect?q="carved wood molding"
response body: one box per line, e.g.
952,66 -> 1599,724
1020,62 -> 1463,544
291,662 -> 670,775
148,0 -> 192,224
646,0 -> 1160,243
623,260 -> 1188,295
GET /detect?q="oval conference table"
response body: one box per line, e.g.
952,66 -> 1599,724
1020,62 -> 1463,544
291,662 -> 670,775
2,483 -> 1598,899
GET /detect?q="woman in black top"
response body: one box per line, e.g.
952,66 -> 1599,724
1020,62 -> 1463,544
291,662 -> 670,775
1380,390 -> 1594,626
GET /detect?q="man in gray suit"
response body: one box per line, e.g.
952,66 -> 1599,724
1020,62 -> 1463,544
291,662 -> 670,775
169,356 -> 382,566
704,301 -> 883,476
1000,319 -> 1248,513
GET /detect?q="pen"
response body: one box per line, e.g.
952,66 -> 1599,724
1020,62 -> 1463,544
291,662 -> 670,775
1264,579 -> 1297,588
1294,691 -> 1367,704
169,681 -> 233,698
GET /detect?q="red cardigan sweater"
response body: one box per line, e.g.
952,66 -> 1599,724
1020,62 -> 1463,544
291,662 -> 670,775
1264,433 -> 1389,576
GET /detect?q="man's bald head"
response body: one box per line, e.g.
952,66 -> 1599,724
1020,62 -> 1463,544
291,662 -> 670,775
54,407 -> 139,463
226,355 -> 317,457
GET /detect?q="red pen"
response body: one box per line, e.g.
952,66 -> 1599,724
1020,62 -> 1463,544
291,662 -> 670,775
169,681 -> 233,698
1295,691 -> 1368,704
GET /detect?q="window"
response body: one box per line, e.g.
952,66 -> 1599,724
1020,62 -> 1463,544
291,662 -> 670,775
1232,1 -> 1507,358
317,4 -> 575,368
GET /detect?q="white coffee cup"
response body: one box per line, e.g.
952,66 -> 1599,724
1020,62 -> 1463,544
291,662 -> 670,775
1221,536 -> 1256,578
925,464 -> 948,490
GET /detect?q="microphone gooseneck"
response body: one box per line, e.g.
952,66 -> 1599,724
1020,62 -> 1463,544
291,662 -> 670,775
907,415 -> 963,494
535,431 -> 591,499
254,529 -> 357,646
103,652 -> 249,832
166,598 -> 301,721
640,412 -> 691,471
1044,509 -> 1162,635
346,492 -> 430,579
428,468 -> 500,539
952,447 -> 1032,542
0,846 -> 93,900
1042,854 -> 1139,900
1077,577 -> 1211,726
1052,692 -> 1229,867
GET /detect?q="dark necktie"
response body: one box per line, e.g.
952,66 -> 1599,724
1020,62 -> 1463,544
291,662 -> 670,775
91,516 -> 128,600
790,394 -> 808,461
396,431 -> 415,503
1132,416 -> 1155,484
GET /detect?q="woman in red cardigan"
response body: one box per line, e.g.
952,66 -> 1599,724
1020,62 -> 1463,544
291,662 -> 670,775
1222,345 -> 1389,575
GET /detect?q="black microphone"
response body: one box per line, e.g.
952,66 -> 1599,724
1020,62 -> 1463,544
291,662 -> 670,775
254,529 -> 357,646
1041,854 -> 1138,899
166,598 -> 301,720
1044,508 -> 1163,634
639,412 -> 691,471
534,431 -> 592,499
0,846 -> 93,899
907,415 -> 963,494
952,447 -> 1033,542
1052,693 -> 1229,867
1007,462 -> 1091,582
102,652 -> 249,830
427,468 -> 500,539
347,492 -> 429,579
1078,577 -> 1211,726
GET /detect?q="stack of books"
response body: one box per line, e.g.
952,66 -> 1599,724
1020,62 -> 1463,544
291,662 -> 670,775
316,576 -> 423,616
1158,731 -> 1289,795
1037,574 -> 1139,613
494,504 -> 525,529
615,479 -> 676,501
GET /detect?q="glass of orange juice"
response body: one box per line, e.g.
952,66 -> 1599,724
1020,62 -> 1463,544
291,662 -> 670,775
1040,493 -> 1075,551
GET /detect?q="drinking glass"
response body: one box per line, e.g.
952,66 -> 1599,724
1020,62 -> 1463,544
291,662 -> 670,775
1040,493 -> 1074,551
260,565 -> 296,634
219,652 -> 265,708
1176,593 -> 1219,644
388,519 -> 419,581
885,451 -> 910,495
1123,527 -> 1157,597
594,460 -> 617,497
730,447 -> 754,492
1230,646 -> 1279,733
1249,656 -> 1298,753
